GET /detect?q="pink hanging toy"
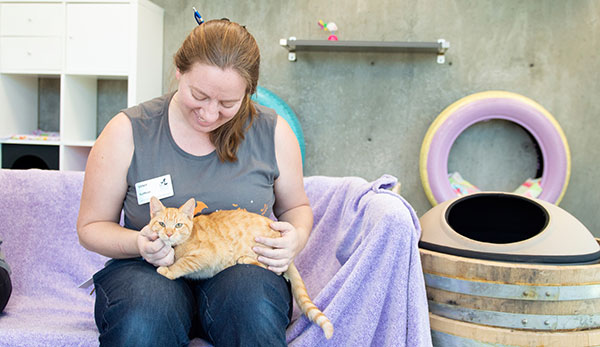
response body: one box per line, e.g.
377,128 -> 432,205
318,20 -> 338,41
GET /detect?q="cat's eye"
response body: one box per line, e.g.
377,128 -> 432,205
175,223 -> 183,228
158,222 -> 166,227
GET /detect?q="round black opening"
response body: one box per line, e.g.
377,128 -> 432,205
11,155 -> 50,170
445,194 -> 549,244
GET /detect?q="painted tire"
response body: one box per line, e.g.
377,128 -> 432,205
420,91 -> 570,206
251,86 -> 306,165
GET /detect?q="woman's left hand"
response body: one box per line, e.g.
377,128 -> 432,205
254,221 -> 301,274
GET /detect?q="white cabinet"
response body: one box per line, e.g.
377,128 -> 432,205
0,3 -> 63,36
0,2 -> 63,72
66,3 -> 130,75
0,0 -> 164,171
0,36 -> 62,71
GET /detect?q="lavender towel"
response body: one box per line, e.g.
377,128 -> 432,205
286,175 -> 432,346
0,169 -> 431,346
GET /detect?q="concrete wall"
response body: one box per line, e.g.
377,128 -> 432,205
151,0 -> 600,235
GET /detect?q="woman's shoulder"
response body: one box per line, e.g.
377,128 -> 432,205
122,92 -> 175,121
239,104 -> 279,159
252,103 -> 278,131
253,104 -> 295,144
92,112 -> 134,161
254,103 -> 277,122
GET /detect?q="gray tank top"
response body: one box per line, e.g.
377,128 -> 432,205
121,92 -> 280,231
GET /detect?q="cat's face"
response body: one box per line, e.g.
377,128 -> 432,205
149,197 -> 195,247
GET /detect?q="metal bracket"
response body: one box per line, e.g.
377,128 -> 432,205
280,37 -> 297,62
437,39 -> 450,64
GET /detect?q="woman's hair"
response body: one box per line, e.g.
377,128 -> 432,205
174,19 -> 260,162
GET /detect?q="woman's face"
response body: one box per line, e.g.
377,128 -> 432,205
175,62 -> 247,133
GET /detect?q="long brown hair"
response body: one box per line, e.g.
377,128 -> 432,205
174,19 -> 260,162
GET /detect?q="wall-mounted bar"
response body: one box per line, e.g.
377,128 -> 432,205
280,37 -> 450,63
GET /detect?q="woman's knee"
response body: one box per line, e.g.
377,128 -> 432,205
201,265 -> 292,330
217,265 -> 290,307
94,259 -> 194,346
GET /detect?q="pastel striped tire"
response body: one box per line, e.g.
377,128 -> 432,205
252,86 -> 306,165
420,91 -> 570,206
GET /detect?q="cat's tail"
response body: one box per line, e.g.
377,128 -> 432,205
285,263 -> 334,339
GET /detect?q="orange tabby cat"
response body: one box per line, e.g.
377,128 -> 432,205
143,196 -> 334,339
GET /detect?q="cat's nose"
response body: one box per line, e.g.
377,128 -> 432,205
166,229 -> 174,237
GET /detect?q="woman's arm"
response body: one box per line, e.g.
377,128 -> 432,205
254,115 -> 313,273
76,113 -> 174,265
76,112 -> 139,258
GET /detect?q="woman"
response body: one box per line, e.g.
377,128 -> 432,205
77,19 -> 312,347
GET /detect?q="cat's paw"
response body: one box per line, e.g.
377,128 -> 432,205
157,266 -> 175,279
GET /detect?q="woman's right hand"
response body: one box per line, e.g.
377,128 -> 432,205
137,225 -> 174,267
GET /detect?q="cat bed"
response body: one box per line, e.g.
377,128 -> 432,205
420,90 -> 570,206
419,192 -> 600,264
0,169 -> 430,346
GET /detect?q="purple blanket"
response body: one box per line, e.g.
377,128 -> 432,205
0,169 -> 105,346
0,169 -> 431,346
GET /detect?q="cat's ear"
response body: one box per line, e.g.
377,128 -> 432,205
149,196 -> 165,217
180,198 -> 196,220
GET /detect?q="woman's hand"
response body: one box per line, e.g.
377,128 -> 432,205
137,225 -> 174,267
254,221 -> 302,275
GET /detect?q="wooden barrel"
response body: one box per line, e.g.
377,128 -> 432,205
430,314 -> 600,346
420,241 -> 600,347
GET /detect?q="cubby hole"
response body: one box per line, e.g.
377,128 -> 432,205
60,75 -> 128,144
96,78 -> 128,135
0,74 -> 60,139
0,73 -> 128,170
2,144 -> 59,170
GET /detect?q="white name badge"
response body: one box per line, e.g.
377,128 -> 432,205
135,174 -> 174,205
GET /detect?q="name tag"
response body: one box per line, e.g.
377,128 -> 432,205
135,174 -> 174,205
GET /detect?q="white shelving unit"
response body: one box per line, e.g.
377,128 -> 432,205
0,0 -> 164,171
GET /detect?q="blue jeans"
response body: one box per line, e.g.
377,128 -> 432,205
93,258 -> 292,347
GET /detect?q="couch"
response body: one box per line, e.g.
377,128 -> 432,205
0,168 -> 431,346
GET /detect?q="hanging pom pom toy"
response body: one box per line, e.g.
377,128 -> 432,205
318,19 -> 326,30
318,20 -> 339,41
